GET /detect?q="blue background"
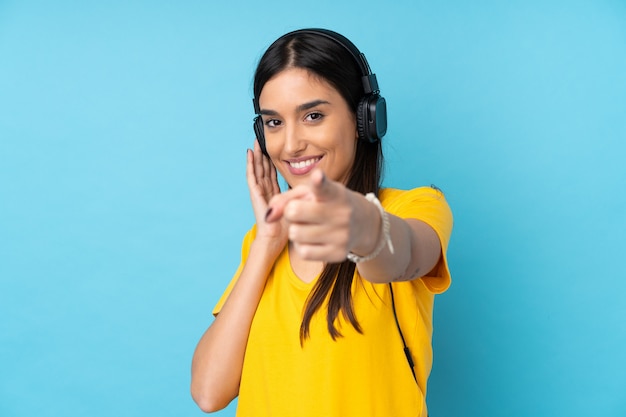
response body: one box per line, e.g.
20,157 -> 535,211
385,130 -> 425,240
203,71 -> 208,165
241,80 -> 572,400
1,1 -> 625,416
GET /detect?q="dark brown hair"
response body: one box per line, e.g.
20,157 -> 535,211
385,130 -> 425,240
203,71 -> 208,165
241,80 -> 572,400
253,30 -> 384,342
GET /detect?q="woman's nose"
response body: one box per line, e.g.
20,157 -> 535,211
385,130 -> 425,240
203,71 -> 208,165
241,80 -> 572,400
283,122 -> 306,154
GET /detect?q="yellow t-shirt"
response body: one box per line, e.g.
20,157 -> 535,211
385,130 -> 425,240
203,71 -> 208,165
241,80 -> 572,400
213,187 -> 453,417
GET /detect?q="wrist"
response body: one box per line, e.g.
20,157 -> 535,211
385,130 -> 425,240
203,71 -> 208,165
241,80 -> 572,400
249,236 -> 285,262
348,193 -> 380,255
347,193 -> 394,263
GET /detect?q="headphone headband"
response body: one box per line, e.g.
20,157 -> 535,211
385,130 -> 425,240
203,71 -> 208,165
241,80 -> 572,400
279,28 -> 380,95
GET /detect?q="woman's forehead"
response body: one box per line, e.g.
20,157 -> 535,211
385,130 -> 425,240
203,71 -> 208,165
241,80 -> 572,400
259,68 -> 340,106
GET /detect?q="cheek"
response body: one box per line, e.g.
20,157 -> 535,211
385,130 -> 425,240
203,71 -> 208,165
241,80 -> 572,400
265,139 -> 281,162
337,132 -> 358,159
265,144 -> 287,174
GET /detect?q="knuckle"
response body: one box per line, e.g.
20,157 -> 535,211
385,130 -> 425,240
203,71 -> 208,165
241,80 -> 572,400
284,201 -> 299,220
298,246 -> 309,258
288,225 -> 299,241
293,243 -> 305,258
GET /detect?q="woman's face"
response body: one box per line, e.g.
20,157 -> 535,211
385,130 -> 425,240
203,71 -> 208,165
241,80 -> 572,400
258,67 -> 358,188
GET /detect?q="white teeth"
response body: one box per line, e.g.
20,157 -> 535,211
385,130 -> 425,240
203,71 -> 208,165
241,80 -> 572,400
289,158 -> 320,169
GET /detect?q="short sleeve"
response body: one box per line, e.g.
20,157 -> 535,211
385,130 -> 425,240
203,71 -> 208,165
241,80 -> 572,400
212,225 -> 257,316
379,187 -> 453,293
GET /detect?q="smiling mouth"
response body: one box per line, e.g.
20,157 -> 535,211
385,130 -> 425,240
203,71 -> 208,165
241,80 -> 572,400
288,157 -> 322,169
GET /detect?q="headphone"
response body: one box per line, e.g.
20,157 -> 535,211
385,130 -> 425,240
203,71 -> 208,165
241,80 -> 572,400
253,28 -> 387,156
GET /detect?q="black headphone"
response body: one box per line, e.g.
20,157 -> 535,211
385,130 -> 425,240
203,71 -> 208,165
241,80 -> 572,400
253,28 -> 387,156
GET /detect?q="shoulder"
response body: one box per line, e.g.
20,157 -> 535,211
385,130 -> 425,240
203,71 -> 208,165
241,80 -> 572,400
380,186 -> 453,250
238,224 -> 258,258
380,186 -> 445,200
379,186 -> 451,217
380,187 -> 454,293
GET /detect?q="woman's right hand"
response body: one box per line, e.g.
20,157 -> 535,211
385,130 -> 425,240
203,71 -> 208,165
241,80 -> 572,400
191,140 -> 286,413
246,140 -> 288,255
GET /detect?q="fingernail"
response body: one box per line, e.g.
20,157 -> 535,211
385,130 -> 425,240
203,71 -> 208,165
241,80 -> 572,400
265,208 -> 273,221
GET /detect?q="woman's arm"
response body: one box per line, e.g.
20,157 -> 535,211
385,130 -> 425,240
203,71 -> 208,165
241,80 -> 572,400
190,239 -> 280,411
351,203 -> 442,283
190,142 -> 287,412
265,169 -> 442,284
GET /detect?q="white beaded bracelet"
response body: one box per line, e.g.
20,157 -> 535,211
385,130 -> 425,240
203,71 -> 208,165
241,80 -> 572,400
346,193 -> 395,263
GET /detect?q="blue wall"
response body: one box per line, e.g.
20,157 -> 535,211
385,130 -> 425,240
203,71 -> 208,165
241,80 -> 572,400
1,1 -> 624,416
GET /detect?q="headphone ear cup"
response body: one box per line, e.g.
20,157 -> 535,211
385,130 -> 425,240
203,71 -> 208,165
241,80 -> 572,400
356,98 -> 369,142
356,94 -> 386,143
253,116 -> 269,156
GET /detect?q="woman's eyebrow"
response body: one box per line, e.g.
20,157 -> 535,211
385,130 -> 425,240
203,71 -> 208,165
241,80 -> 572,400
296,99 -> 330,113
259,99 -> 330,116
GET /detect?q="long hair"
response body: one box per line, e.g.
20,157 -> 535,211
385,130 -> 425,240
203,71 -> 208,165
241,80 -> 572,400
253,30 -> 384,342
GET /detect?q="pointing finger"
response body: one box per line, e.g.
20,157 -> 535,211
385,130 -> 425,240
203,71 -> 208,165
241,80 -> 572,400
309,169 -> 337,201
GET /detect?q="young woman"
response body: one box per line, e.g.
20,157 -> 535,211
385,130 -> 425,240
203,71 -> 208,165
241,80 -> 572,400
191,28 -> 453,417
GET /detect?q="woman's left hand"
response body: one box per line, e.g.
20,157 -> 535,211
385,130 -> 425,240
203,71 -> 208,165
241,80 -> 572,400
265,169 -> 379,263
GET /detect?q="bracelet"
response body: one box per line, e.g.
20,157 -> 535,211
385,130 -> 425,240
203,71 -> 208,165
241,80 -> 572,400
346,193 -> 395,263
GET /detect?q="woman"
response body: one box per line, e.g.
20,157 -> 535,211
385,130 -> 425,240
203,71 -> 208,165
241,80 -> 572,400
191,28 -> 453,417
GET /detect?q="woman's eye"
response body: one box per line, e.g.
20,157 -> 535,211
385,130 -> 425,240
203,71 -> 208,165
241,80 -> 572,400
306,112 -> 323,122
265,119 -> 281,128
